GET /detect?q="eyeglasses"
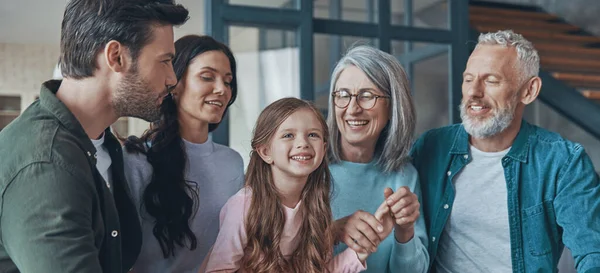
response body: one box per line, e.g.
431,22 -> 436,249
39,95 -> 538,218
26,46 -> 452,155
332,90 -> 390,110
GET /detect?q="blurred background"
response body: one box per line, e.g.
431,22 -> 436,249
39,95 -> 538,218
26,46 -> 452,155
2,0 -> 599,175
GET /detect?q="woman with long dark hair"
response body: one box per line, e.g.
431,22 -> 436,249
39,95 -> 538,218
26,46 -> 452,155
123,35 -> 243,273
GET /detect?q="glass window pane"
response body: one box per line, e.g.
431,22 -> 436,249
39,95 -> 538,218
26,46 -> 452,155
524,100 -> 600,173
228,0 -> 298,9
0,96 -> 20,111
391,0 -> 449,29
228,26 -> 299,168
315,0 -> 378,23
314,34 -> 378,112
111,117 -> 129,140
126,118 -> 150,138
392,40 -> 449,136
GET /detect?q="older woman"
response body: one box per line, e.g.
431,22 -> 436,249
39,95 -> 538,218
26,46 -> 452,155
328,45 -> 429,273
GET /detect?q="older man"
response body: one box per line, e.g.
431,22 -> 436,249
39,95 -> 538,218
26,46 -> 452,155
411,29 -> 600,272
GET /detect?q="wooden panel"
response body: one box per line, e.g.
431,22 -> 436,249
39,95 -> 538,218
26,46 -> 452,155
470,15 -> 580,32
561,81 -> 600,89
469,6 -> 558,21
552,72 -> 600,89
474,27 -> 600,44
552,72 -> 600,82
521,31 -> 600,43
536,44 -> 600,59
582,90 -> 600,100
541,57 -> 600,73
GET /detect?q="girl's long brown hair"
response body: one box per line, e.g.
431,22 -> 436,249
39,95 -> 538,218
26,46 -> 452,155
242,97 -> 335,273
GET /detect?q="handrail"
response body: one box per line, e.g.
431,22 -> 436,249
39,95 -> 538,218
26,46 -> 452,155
537,71 -> 600,139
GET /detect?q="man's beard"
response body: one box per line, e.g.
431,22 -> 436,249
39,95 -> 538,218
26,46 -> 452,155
113,69 -> 164,122
460,96 -> 518,139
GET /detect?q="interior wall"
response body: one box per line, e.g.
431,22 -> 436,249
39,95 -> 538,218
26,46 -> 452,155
0,43 -> 59,111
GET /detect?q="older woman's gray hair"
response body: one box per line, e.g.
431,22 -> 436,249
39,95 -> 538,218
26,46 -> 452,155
327,45 -> 416,173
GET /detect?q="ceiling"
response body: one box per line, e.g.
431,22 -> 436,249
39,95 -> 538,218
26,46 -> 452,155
2,0 -> 600,45
0,0 -> 67,44
0,0 -> 445,45
0,0 -> 205,44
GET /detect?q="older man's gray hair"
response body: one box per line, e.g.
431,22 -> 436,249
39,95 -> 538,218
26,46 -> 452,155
477,29 -> 540,84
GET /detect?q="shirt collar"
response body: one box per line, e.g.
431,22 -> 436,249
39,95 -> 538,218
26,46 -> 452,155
39,79 -> 96,155
449,120 -> 531,163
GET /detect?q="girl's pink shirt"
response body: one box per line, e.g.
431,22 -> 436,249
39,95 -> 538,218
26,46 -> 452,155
202,188 -> 366,273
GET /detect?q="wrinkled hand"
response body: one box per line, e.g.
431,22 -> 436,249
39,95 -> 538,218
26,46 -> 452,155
373,197 -> 395,237
352,200 -> 396,262
384,186 -> 420,243
334,210 -> 386,254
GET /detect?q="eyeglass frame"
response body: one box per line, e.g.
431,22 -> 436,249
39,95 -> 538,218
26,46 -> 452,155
331,90 -> 390,110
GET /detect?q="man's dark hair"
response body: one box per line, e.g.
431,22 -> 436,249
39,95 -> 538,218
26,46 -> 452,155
59,0 -> 189,78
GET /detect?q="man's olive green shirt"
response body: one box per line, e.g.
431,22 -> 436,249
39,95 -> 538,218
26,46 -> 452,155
0,80 -> 141,272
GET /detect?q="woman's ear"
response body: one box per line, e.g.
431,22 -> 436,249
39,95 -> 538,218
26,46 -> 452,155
256,145 -> 273,164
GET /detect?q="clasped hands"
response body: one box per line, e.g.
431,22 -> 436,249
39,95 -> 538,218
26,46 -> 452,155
335,186 -> 420,259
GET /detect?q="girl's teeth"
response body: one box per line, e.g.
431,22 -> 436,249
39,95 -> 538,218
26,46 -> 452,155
291,156 -> 311,161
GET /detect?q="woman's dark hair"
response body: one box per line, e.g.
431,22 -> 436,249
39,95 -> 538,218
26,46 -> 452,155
125,35 -> 238,257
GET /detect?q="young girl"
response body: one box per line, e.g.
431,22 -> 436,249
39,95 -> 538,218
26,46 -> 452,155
202,98 -> 394,273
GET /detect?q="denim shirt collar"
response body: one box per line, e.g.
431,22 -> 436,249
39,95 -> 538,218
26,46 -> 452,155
449,120 -> 531,163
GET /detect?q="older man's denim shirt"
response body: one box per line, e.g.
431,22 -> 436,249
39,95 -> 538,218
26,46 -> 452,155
411,121 -> 600,273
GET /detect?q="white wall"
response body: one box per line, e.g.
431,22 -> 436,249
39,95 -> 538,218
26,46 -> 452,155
0,0 -> 207,137
0,43 -> 59,111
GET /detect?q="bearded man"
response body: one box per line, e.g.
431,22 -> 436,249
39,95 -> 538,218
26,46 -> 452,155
411,29 -> 600,273
0,1 -> 188,272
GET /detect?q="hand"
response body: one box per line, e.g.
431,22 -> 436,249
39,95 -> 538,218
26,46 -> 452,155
334,210 -> 385,254
384,187 -> 420,243
354,202 -> 395,262
373,198 -> 395,238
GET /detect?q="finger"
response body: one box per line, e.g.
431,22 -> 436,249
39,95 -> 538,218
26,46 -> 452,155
386,186 -> 412,206
396,210 -> 421,226
390,194 -> 418,214
394,202 -> 420,219
348,224 -> 378,252
359,229 -> 381,253
343,233 -> 368,253
356,219 -> 379,244
396,186 -> 411,195
384,187 -> 394,200
357,211 -> 384,234
374,200 -> 390,221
